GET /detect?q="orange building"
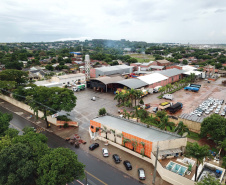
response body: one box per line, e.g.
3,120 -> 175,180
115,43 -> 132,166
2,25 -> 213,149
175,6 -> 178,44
90,115 -> 186,158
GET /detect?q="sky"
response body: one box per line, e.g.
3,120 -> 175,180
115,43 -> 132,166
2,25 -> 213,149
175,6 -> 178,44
1,0 -> 226,44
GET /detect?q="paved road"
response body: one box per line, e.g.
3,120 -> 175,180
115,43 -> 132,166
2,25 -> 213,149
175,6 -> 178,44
0,106 -> 143,185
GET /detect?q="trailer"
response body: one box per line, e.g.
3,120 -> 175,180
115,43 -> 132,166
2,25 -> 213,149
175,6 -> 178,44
168,102 -> 183,113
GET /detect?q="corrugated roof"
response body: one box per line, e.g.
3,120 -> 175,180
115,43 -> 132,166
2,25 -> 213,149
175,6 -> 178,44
58,73 -> 85,79
95,65 -> 133,72
93,115 -> 181,142
149,66 -> 165,69
92,76 -> 124,85
155,68 -> 184,77
116,79 -> 148,89
137,73 -> 168,85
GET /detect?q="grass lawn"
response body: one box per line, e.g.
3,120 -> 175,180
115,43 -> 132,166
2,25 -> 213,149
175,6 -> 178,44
128,54 -> 155,63
187,131 -> 201,141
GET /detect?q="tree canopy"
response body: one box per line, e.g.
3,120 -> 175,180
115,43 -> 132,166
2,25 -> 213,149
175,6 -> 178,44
196,174 -> 221,185
0,111 -> 13,136
200,114 -> 226,142
0,69 -> 28,85
37,148 -> 85,185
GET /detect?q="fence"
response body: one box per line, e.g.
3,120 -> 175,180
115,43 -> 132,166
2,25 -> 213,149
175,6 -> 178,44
56,120 -> 78,127
0,94 -> 57,125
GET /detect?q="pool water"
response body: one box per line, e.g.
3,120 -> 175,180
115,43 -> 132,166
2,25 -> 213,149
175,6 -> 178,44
166,161 -> 188,176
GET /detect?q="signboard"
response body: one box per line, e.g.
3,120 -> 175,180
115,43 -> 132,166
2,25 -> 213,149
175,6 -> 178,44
51,113 -> 59,118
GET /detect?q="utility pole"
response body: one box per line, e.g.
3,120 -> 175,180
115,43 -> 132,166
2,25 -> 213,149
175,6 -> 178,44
152,146 -> 159,185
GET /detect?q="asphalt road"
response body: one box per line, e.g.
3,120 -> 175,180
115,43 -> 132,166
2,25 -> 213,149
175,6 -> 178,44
0,106 -> 143,185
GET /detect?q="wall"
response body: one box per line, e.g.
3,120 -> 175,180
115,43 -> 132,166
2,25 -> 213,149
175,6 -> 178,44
90,120 -> 101,133
152,137 -> 187,152
0,94 -> 57,125
122,131 -> 153,157
166,66 -> 182,70
56,120 -> 78,127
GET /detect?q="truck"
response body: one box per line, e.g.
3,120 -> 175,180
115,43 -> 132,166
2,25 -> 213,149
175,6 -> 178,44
184,84 -> 201,92
159,102 -> 173,110
168,102 -> 183,113
162,94 -> 173,100
72,84 -> 86,92
153,86 -> 162,93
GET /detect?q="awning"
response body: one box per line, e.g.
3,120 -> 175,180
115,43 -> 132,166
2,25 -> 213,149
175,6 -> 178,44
158,148 -> 182,156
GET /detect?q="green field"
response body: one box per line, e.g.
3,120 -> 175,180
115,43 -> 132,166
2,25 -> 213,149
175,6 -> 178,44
128,54 -> 155,63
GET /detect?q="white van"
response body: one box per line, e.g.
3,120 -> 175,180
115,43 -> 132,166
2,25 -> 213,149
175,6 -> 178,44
162,94 -> 173,100
153,86 -> 162,93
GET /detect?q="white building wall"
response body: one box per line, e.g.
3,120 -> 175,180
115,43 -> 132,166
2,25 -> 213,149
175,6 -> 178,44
152,137 -> 187,152
51,74 -> 86,85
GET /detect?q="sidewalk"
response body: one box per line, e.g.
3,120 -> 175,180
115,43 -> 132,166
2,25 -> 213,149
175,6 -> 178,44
0,99 -> 171,185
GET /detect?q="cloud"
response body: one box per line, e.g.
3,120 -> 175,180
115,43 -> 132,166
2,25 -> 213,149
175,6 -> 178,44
0,0 -> 226,43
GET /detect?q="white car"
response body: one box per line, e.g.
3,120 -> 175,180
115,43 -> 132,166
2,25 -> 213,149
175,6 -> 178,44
205,110 -> 210,114
102,148 -> 109,157
215,110 -> 220,114
221,112 -> 225,116
209,107 -> 214,111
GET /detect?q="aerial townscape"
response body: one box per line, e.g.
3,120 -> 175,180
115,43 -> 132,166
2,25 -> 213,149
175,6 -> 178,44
0,1 -> 226,185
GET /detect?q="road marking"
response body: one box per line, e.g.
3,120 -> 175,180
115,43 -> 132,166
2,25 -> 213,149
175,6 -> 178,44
76,180 -> 84,185
85,171 -> 108,185
9,123 -> 22,131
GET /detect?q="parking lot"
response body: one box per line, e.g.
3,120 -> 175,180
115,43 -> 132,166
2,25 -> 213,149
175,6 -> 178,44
143,78 -> 226,118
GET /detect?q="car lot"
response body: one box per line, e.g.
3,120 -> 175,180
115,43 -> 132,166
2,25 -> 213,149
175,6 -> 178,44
189,98 -> 225,118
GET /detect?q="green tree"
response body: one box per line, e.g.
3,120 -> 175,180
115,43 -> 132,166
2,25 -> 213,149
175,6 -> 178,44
186,142 -> 211,182
110,129 -> 116,143
200,114 -> 226,143
196,174 -> 221,185
158,116 -> 175,131
174,121 -> 190,136
37,148 -> 85,185
98,108 -> 106,116
156,110 -> 167,120
26,86 -> 77,128
0,81 -> 16,93
0,112 -> 13,136
0,69 -> 28,85
4,128 -> 19,138
131,139 -> 138,151
101,126 -> 109,139
0,143 -> 35,185
182,60 -> 188,65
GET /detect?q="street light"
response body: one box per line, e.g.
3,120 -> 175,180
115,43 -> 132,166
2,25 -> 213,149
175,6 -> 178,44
152,145 -> 159,185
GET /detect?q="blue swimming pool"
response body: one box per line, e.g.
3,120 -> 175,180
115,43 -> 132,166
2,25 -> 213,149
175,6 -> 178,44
166,161 -> 188,176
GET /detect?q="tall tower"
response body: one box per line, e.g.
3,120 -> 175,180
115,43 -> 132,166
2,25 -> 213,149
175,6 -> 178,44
85,54 -> 90,80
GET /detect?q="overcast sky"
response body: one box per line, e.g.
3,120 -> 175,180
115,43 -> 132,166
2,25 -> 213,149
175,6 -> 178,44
1,0 -> 226,44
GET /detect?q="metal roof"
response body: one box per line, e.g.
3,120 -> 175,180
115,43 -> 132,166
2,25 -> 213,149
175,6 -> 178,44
96,65 -> 133,72
92,76 -> 124,85
137,73 -> 168,85
93,115 -> 181,142
116,79 -> 148,89
155,68 -> 185,77
149,66 -> 165,69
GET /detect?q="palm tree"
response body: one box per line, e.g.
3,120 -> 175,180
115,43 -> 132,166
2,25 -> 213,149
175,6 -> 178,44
134,90 -> 142,107
131,139 -> 138,151
101,126 -> 109,139
186,142 -> 211,182
174,121 -> 190,136
158,116 -> 175,131
140,141 -> 145,154
114,92 -> 123,105
123,138 -> 131,147
168,83 -> 173,92
159,86 -> 165,95
165,84 -> 170,93
129,88 -> 136,107
110,129 -> 116,143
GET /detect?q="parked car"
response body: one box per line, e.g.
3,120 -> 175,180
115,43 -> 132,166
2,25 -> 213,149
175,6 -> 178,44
102,148 -> 109,157
153,107 -> 158,113
123,160 -> 132,170
221,112 -> 225,116
112,154 -> 121,163
89,143 -> 99,150
138,168 -> 146,180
